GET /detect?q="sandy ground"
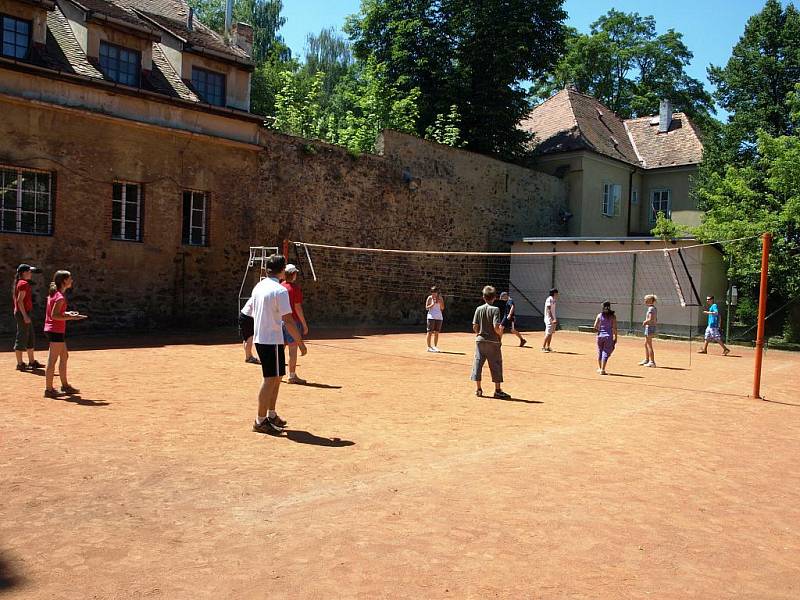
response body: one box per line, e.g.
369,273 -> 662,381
2,328 -> 799,599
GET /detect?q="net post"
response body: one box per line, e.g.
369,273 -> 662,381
283,239 -> 289,258
752,232 -> 772,400
629,253 -> 637,334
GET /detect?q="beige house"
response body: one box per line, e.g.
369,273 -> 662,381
520,89 -> 705,236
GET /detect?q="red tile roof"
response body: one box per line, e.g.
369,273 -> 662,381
624,114 -> 704,168
521,89 -> 703,169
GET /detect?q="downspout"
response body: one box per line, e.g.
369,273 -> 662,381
626,168 -> 634,236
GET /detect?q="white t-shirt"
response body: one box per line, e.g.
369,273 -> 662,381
544,296 -> 557,324
241,276 -> 292,345
426,295 -> 443,320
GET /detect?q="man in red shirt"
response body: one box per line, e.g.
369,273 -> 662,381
13,263 -> 44,371
281,264 -> 309,384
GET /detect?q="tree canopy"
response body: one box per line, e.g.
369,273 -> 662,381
695,0 -> 800,340
346,0 -> 567,160
532,10 -> 714,128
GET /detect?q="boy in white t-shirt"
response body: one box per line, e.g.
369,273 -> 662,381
542,288 -> 558,352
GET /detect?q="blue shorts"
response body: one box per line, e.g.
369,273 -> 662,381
283,319 -> 303,344
644,325 -> 657,337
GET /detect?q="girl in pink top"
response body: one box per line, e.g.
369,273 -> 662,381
44,270 -> 88,398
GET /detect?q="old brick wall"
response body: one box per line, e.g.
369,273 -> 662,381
1,100 -> 567,335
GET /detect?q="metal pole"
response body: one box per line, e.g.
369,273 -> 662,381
725,255 -> 732,344
752,232 -> 772,399
629,253 -> 637,334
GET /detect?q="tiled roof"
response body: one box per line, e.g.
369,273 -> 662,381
150,43 -> 199,101
71,0 -> 154,32
44,6 -> 104,79
521,89 -> 703,169
521,89 -> 640,165
624,114 -> 703,168
137,10 -> 250,62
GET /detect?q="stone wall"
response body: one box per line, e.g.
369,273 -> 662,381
0,99 -> 567,334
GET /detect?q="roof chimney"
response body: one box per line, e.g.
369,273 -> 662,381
187,7 -> 194,31
232,22 -> 253,56
224,0 -> 233,39
659,99 -> 672,133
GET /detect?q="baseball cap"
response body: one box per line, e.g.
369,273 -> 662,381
17,263 -> 42,274
285,264 -> 298,274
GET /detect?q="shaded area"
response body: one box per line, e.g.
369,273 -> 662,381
0,552 -> 23,591
284,430 -> 355,447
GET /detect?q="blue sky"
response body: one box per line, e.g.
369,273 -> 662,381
280,0 -> 776,116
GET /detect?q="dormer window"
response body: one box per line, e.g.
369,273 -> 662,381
99,41 -> 140,86
191,67 -> 225,107
2,15 -> 31,59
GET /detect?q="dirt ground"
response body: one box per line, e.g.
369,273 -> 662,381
2,328 -> 799,599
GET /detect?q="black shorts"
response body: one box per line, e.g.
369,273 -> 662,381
238,313 -> 254,341
255,343 -> 286,379
46,332 -> 65,343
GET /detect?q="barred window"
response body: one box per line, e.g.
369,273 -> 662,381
0,166 -> 53,235
2,15 -> 30,59
112,182 -> 142,241
191,67 -> 225,106
182,190 -> 208,246
99,41 -> 140,86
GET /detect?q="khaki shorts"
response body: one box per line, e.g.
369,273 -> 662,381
545,322 -> 556,335
471,341 -> 503,383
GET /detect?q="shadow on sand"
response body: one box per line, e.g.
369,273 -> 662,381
284,430 -> 355,447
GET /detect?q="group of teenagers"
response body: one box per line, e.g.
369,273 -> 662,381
426,285 -> 732,399
11,264 -> 88,397
11,255 -> 732,430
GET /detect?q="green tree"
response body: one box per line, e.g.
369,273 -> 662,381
425,105 -> 465,147
302,28 -> 354,104
695,1 -> 800,339
346,0 -> 567,160
532,10 -> 714,127
707,0 -> 800,162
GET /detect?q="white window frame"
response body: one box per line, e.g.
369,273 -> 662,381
183,190 -> 208,246
632,189 -> 639,205
650,189 -> 672,224
112,181 -> 142,241
0,165 -> 53,235
602,183 -> 622,217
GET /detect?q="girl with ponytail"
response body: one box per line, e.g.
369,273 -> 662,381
44,270 -> 88,398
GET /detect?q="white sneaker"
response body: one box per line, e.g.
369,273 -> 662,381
427,347 -> 436,353
596,368 -> 603,374
600,370 -> 607,375
638,359 -> 649,366
431,346 -> 440,352
646,362 -> 657,368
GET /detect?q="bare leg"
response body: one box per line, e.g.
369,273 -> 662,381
543,333 -> 553,349
59,344 -> 69,387
426,331 -> 433,348
288,344 -> 298,375
718,340 -> 730,353
27,348 -> 35,363
244,335 -> 254,360
699,340 -> 710,353
257,376 -> 282,419
15,350 -> 24,365
433,331 -> 439,348
45,342 -> 62,390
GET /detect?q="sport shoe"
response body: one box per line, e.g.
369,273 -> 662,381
493,390 -> 511,399
61,385 -> 80,394
427,347 -> 437,353
600,370 -> 608,375
638,359 -> 649,366
540,347 -> 549,352
270,414 -> 288,428
475,389 -> 483,397
431,346 -> 440,353
245,356 -> 261,364
646,362 -> 657,368
287,376 -> 306,385
520,338 -> 527,347
43,388 -> 60,398
253,418 -> 283,435
697,350 -> 707,354
16,363 -> 27,372
723,348 -> 730,356
29,360 -> 45,369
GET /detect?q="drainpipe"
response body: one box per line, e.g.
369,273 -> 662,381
626,168 -> 634,236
